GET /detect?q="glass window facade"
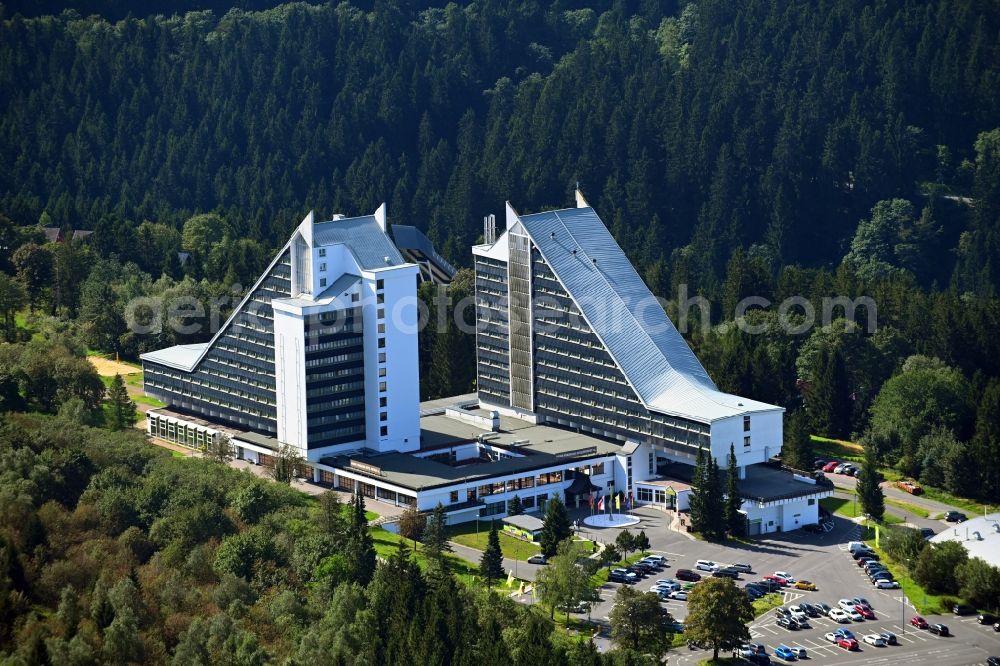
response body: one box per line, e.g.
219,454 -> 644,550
475,255 -> 511,407
143,250 -> 292,435
303,307 -> 366,448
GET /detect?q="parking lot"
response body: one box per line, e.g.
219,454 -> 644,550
554,505 -> 1000,663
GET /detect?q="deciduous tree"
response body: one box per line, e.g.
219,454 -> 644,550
684,577 -> 753,661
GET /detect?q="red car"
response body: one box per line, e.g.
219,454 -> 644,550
911,616 -> 928,629
822,461 -> 840,472
836,637 -> 859,650
676,569 -> 702,582
855,605 -> 876,620
764,575 -> 788,586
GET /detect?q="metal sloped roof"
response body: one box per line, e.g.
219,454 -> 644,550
313,215 -> 405,271
517,206 -> 780,423
391,224 -> 457,278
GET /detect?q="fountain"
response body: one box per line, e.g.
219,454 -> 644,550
583,513 -> 641,528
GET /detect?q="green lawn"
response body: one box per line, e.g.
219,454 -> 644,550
752,592 -> 783,617
919,486 -> 996,516
820,496 -> 860,518
445,522 -> 542,560
885,497 -> 930,518
371,526 -> 525,590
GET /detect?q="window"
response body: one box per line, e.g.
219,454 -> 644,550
808,498 -> 815,505
377,293 -> 384,304
377,308 -> 385,319
380,412 -> 388,422
379,396 -> 387,407
744,415 -> 751,432
352,293 -> 360,302
450,490 -> 459,503
378,367 -> 387,377
319,277 -> 327,287
378,338 -> 386,349
379,381 -> 387,392
319,248 -> 326,257
744,436 -> 751,447
378,323 -> 385,334
591,463 -> 605,475
380,425 -> 388,437
648,451 -> 655,475
378,352 -> 386,363
319,262 -> 327,272
377,279 -> 384,290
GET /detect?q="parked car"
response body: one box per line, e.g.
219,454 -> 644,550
775,607 -> 791,618
852,549 -> 876,560
836,637 -> 859,650
854,605 -> 876,620
833,628 -> 856,640
863,634 -> 887,647
851,597 -> 872,608
944,511 -> 968,522
742,643 -> 767,656
910,615 -> 929,629
729,562 -> 753,573
712,568 -> 740,579
642,555 -> 667,566
765,575 -> 789,586
788,607 -> 808,624
875,579 -> 900,589
822,461 -> 840,473
834,463 -> 849,474
746,588 -> 764,600
527,554 -> 547,565
838,599 -> 857,611
676,569 -> 701,582
878,631 -> 897,645
986,657 -> 1000,666
774,645 -> 797,661
794,580 -> 816,591
814,602 -> 832,615
776,616 -> 800,630
871,572 -> 894,583
669,590 -> 688,601
846,608 -> 864,622
928,623 -> 949,636
954,603 -> 976,616
994,621 -> 1000,631
610,568 -> 638,584
979,614 -> 998,625
695,560 -> 720,572
799,603 -> 820,617
786,646 -> 806,659
828,609 -> 851,623
757,579 -> 782,592
897,479 -> 923,495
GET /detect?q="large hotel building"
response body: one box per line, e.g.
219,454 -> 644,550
142,195 -> 831,533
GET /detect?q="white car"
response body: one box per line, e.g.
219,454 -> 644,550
644,555 -> 667,565
828,609 -> 851,623
668,590 -> 688,601
696,560 -> 719,572
774,571 -> 796,584
790,646 -> 807,659
824,632 -> 839,643
654,582 -> 679,593
846,609 -> 864,621
863,634 -> 886,647
837,599 -> 857,612
789,608 -> 808,623
874,579 -> 900,589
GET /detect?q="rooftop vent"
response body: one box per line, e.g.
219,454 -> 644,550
332,213 -> 344,221
572,249 -> 577,256
592,258 -> 598,266
550,231 -> 555,240
384,256 -> 391,264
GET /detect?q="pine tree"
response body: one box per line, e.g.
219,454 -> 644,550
782,408 -> 813,470
106,374 -> 136,432
806,347 -> 852,438
538,495 -> 571,558
689,446 -> 707,533
725,445 -> 745,537
346,491 -> 376,585
704,455 -> 726,540
857,444 -> 885,522
507,495 -> 524,516
479,521 -> 504,588
422,503 -> 452,566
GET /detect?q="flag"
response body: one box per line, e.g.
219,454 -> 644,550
875,523 -> 880,548
597,495 -> 605,512
587,494 -> 593,509
614,494 -> 621,510
626,493 -> 633,510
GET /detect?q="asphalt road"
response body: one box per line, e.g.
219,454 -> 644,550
537,506 -> 1000,663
